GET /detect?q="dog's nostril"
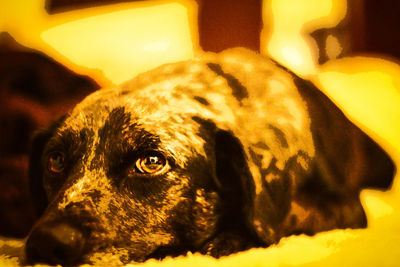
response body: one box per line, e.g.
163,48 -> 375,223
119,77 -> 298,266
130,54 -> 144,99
25,222 -> 85,265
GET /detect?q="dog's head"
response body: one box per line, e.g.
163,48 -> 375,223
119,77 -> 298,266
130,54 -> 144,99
25,49 -> 395,265
25,58 -> 261,265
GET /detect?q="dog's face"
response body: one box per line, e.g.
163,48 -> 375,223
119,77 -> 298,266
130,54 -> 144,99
26,88 -> 227,264
26,48 -> 395,265
26,62 -> 260,264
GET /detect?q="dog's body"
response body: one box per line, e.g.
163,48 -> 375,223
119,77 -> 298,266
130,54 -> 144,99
26,48 -> 395,265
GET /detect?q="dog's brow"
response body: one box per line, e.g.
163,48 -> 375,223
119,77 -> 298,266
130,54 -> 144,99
93,107 -> 163,172
206,62 -> 249,103
96,107 -> 161,148
46,128 -> 90,153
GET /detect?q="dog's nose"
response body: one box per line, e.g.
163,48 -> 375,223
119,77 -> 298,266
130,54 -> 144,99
25,222 -> 85,265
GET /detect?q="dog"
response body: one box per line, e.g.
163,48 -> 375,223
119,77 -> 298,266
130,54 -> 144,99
25,48 -> 395,265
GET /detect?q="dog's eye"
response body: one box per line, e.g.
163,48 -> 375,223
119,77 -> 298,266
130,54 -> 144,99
47,152 -> 65,174
135,153 -> 169,175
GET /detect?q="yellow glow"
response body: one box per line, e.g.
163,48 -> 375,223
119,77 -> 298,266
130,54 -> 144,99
41,3 -> 196,84
261,0 -> 347,77
315,57 -> 400,154
1,0 -> 198,86
362,191 -> 394,222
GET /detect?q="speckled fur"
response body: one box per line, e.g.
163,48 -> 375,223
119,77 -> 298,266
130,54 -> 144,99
26,48 -> 394,265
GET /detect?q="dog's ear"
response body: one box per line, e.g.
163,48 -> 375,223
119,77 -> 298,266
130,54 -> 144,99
238,76 -> 395,246
210,128 -> 265,253
29,117 -> 65,218
214,129 -> 254,218
294,78 -> 396,192
256,77 -> 398,240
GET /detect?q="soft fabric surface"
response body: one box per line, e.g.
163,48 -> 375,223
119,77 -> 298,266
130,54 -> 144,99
1,56 -> 400,266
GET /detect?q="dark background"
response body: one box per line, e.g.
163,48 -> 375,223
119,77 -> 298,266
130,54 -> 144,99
1,0 -> 399,238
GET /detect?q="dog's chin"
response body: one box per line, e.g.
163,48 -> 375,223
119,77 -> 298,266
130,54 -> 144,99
85,250 -> 132,266
85,247 -> 147,265
86,243 -> 183,265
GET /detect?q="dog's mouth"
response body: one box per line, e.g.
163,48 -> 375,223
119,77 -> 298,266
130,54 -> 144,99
25,236 -> 159,266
